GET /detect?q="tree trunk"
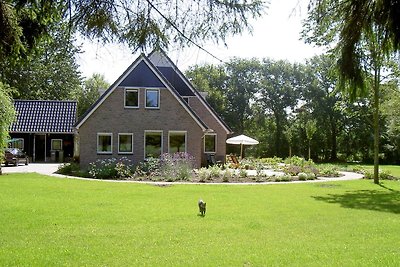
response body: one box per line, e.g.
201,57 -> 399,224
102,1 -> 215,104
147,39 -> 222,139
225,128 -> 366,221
330,117 -> 338,161
308,140 -> 311,160
289,145 -> 292,158
373,68 -> 380,184
274,113 -> 282,157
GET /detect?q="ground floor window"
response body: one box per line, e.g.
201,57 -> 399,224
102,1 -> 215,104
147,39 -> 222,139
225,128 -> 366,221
145,131 -> 162,158
97,133 -> 112,154
169,131 -> 186,153
118,133 -> 133,154
51,139 -> 63,150
8,138 -> 24,150
204,134 -> 216,153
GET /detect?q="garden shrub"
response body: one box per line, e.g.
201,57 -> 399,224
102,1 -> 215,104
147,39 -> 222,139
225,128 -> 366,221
284,165 -> 302,176
89,157 -> 134,179
275,174 -> 293,182
379,170 -> 394,180
222,168 -> 233,182
159,153 -> 195,181
364,169 -> 395,180
135,157 -> 160,177
351,165 -> 366,174
197,167 -> 210,182
260,157 -> 283,168
57,162 -> 90,177
306,172 -> 316,180
239,168 -> 247,178
209,165 -> 222,178
298,172 -> 308,181
318,164 -> 339,177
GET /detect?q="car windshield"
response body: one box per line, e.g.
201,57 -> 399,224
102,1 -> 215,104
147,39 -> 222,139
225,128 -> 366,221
6,148 -> 20,154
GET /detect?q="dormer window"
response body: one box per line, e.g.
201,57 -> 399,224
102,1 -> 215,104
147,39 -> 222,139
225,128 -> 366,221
146,89 -> 160,108
125,88 -> 139,108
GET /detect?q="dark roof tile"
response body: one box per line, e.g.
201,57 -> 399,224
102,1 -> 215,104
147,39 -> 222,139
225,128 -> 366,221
10,100 -> 77,133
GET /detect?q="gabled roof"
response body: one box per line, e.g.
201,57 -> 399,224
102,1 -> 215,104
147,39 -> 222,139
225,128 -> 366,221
10,100 -> 77,134
75,53 -> 209,131
148,50 -> 232,134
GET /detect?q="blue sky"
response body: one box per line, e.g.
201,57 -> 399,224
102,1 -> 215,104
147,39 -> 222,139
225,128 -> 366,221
77,0 -> 324,83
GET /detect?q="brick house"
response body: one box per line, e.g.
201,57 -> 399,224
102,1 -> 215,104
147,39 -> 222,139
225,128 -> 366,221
75,50 -> 231,168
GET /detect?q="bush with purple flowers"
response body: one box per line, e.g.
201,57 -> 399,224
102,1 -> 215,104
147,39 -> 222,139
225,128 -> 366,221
160,152 -> 195,181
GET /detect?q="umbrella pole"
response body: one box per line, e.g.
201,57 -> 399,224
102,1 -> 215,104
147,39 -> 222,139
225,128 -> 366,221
240,143 -> 243,159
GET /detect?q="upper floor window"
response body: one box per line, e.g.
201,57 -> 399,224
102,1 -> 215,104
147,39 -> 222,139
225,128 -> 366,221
146,89 -> 160,108
125,88 -> 139,108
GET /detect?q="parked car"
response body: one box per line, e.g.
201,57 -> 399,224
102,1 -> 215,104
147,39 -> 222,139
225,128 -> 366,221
4,148 -> 29,166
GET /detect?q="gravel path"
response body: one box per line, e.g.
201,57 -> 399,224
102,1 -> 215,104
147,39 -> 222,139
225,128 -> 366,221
2,163 -> 364,185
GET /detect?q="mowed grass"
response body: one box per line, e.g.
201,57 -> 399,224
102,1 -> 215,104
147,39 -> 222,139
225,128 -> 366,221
1,173 -> 400,266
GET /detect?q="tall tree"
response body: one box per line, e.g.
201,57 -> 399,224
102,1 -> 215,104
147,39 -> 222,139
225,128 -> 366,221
305,119 -> 317,160
0,0 -> 266,59
186,59 -> 261,134
258,59 -> 301,157
303,0 -> 399,184
224,58 -> 262,133
303,55 -> 344,161
0,23 -> 82,100
77,73 -> 110,117
305,0 -> 400,90
185,64 -> 228,121
0,82 -> 16,175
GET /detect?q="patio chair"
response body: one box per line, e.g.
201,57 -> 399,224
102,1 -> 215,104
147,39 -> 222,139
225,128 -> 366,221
227,154 -> 240,169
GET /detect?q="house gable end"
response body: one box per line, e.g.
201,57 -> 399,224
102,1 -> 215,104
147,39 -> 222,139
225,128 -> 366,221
76,54 -> 208,131
148,50 -> 232,134
119,61 -> 165,88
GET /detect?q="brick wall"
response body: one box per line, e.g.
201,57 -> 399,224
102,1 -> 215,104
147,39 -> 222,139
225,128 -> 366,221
78,87 -> 203,168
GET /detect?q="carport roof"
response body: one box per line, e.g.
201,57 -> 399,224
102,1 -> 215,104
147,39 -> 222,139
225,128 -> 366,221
10,100 -> 77,134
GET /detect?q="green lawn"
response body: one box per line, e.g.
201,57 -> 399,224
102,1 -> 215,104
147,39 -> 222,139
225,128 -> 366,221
1,173 -> 400,266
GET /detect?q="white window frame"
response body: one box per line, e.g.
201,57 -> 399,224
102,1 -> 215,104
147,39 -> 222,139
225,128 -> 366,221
51,139 -> 63,151
204,133 -> 217,154
168,131 -> 187,154
144,130 -> 163,159
118,133 -> 133,154
124,88 -> 139,108
145,89 -> 160,109
97,133 -> 113,154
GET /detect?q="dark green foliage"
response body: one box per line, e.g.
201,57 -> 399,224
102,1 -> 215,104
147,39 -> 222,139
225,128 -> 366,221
0,0 -> 265,58
88,158 -> 134,179
76,73 -> 109,117
56,162 -> 89,177
0,23 -> 82,100
0,82 -> 16,175
135,158 -> 161,177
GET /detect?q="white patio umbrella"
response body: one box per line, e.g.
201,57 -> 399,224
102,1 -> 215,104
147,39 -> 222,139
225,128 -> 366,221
226,134 -> 259,158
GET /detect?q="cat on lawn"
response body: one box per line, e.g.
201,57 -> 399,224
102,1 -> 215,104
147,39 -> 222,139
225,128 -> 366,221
198,199 -> 206,216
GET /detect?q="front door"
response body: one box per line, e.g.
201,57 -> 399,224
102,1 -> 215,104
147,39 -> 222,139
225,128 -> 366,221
34,134 -> 46,162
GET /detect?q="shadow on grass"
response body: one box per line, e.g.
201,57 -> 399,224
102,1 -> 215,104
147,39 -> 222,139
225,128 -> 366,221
312,185 -> 400,214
